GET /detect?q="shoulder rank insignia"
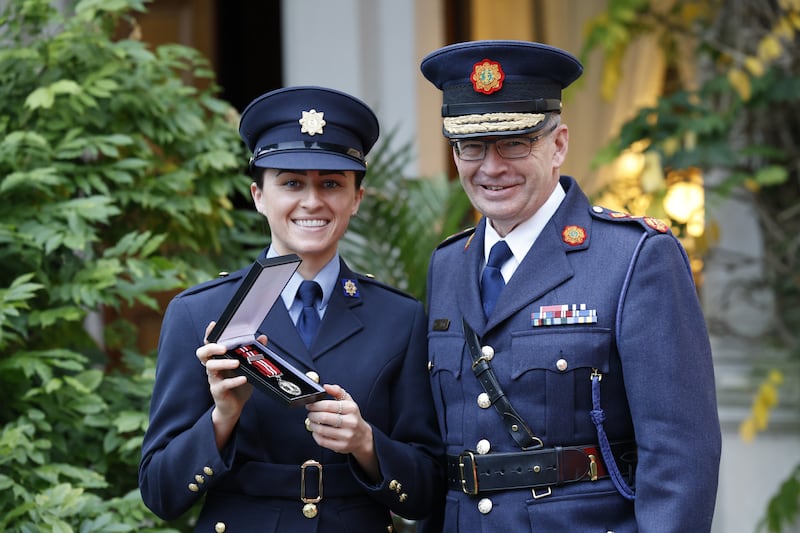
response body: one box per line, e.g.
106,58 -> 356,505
590,205 -> 670,234
341,278 -> 359,298
643,216 -> 669,233
436,226 -> 476,250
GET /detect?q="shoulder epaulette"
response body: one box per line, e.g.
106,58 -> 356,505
180,268 -> 246,297
355,273 -> 417,300
589,205 -> 671,235
436,226 -> 476,250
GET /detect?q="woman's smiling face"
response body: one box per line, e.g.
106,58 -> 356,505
251,168 -> 363,274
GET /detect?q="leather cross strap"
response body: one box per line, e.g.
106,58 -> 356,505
446,441 -> 637,495
462,318 -> 542,450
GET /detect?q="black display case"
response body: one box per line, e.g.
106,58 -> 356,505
207,254 -> 327,406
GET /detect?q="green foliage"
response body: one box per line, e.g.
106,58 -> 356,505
582,1 -> 800,531
0,0 -> 469,530
341,130 -> 472,301
758,464 -> 800,533
0,0 -> 255,529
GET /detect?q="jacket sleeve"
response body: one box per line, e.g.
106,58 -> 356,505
138,295 -> 237,521
617,232 -> 721,531
348,300 -> 446,520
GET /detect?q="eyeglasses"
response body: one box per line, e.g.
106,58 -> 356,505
449,123 -> 559,161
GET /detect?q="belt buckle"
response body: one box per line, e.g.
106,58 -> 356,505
457,451 -> 479,495
531,486 -> 552,499
300,459 -> 323,503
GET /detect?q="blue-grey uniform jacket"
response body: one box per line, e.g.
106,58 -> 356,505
139,252 -> 444,532
424,176 -> 721,532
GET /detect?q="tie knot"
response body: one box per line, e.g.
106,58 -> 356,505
487,240 -> 512,269
298,280 -> 321,307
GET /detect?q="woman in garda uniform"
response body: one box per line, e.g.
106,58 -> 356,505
139,86 -> 445,532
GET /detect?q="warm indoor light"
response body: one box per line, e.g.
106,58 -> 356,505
663,180 -> 704,226
615,149 -> 645,180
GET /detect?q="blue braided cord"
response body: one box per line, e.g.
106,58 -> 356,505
590,374 -> 636,501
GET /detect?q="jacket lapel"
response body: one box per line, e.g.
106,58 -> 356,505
309,259 -> 364,360
260,258 -> 365,363
456,218 -> 489,334
487,223 -> 574,330
260,303 -> 313,369
483,177 -> 593,331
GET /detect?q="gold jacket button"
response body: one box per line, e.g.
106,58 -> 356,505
477,497 -> 493,514
215,522 -> 226,533
302,503 -> 318,518
399,493 -> 408,502
389,479 -> 401,492
305,370 -> 320,383
195,474 -> 205,484
188,483 -> 199,492
480,345 -> 494,359
203,466 -> 214,476
476,439 -> 491,455
477,392 -> 491,409
305,417 -> 313,432
556,358 -> 568,371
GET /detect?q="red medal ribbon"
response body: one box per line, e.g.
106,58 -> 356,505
235,345 -> 282,378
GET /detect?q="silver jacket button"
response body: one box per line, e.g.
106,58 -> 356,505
476,439 -> 491,455
477,392 -> 491,409
477,497 -> 493,514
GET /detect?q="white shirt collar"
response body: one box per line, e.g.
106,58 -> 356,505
267,248 -> 339,312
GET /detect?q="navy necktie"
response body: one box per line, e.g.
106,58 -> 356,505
296,280 -> 321,348
481,240 -> 512,318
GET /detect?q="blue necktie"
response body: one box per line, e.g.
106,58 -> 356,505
481,240 -> 512,318
296,280 -> 321,348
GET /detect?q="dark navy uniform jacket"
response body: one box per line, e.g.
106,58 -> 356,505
139,251 -> 444,532
425,176 -> 721,532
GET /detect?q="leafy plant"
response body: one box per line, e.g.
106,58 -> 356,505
342,129 -> 472,301
0,1 -> 470,530
581,1 -> 799,531
0,0 -> 255,529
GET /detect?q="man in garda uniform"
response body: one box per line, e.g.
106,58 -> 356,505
418,40 -> 721,532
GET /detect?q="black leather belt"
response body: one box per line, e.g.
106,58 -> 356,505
447,441 -> 636,495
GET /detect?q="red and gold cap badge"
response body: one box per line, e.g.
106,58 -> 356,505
562,225 -> 587,246
471,59 -> 505,94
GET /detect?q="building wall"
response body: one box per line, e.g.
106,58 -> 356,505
282,0 -> 446,178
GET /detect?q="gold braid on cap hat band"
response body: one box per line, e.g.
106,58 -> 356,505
443,112 -> 546,136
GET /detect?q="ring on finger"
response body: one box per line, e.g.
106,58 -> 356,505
337,401 -> 343,415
